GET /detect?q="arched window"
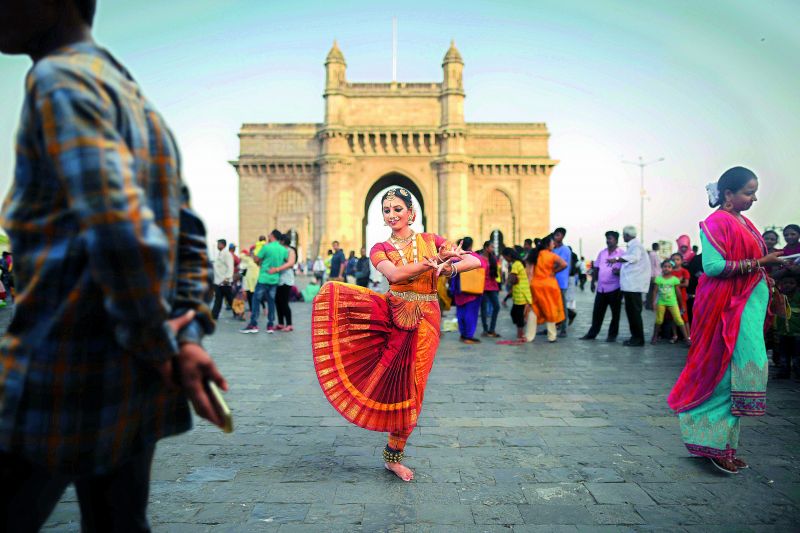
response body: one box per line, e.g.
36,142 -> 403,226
480,189 -> 515,243
276,188 -> 307,215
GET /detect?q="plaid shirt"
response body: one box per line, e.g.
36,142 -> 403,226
0,43 -> 214,475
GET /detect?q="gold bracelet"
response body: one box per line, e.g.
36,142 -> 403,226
452,262 -> 460,278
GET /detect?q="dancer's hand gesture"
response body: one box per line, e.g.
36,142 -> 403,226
424,256 -> 452,276
439,243 -> 467,261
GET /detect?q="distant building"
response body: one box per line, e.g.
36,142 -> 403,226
232,41 -> 558,258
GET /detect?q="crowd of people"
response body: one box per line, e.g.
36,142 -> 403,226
217,220 -> 799,374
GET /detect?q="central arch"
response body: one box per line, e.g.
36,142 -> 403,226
362,172 -> 427,248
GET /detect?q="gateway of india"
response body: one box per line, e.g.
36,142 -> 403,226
232,41 -> 558,259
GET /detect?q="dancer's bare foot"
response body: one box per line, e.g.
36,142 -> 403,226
385,462 -> 414,481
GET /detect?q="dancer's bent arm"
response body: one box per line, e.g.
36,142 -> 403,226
375,260 -> 434,284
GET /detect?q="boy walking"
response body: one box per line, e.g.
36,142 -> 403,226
0,1 -> 228,530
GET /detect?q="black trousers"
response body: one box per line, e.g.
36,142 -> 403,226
275,284 -> 292,326
623,291 -> 645,342
585,289 -> 622,340
511,304 -> 526,328
211,283 -> 233,319
0,445 -> 155,532
355,276 -> 370,288
645,279 -> 656,310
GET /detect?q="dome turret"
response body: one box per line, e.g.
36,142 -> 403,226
326,40 -> 346,65
443,40 -> 463,65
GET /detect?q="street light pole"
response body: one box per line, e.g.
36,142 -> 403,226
622,156 -> 664,243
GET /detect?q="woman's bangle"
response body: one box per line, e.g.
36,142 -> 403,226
448,262 -> 459,278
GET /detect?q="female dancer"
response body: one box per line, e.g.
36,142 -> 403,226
668,167 -> 785,474
526,235 -> 568,343
312,187 -> 480,481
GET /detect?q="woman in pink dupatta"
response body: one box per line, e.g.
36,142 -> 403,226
668,167 -> 785,475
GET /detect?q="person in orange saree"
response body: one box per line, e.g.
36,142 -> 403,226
526,235 -> 568,342
311,187 -> 480,481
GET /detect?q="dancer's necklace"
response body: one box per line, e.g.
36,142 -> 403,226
390,230 -> 415,245
390,231 -> 418,265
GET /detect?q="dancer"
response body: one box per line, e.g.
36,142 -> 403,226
668,167 -> 785,474
311,187 -> 480,481
526,236 -> 567,343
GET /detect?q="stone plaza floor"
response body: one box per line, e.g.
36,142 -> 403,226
34,282 -> 800,531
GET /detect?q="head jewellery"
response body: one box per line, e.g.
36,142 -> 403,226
705,182 -> 720,206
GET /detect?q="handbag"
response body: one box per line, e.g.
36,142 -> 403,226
459,267 -> 485,295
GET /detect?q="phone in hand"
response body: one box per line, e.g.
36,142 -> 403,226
205,379 -> 233,433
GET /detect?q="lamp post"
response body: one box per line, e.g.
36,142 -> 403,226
622,156 -> 664,243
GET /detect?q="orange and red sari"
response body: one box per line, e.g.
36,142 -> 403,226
312,232 -> 447,451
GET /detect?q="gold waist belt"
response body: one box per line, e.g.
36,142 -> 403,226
388,290 -> 437,302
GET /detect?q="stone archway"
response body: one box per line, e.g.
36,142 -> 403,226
361,173 -> 427,249
480,189 -> 516,244
275,186 -> 311,262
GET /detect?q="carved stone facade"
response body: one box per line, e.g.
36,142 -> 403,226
232,41 -> 558,259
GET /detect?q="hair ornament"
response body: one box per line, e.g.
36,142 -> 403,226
705,182 -> 720,206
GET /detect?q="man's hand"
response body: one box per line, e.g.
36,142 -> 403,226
174,342 -> 229,428
156,310 -> 230,428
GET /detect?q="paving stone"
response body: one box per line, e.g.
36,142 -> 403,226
638,483 -> 717,505
185,467 -> 240,482
456,483 -> 527,505
585,504 -> 644,525
470,503 -> 524,525
304,503 -> 364,524
574,467 -> 623,483
584,483 -> 656,505
522,483 -> 595,505
518,504 -> 595,525
248,503 -> 308,524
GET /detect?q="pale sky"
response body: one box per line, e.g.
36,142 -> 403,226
0,0 -> 798,260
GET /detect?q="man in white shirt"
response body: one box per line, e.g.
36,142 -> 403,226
212,238 -> 235,320
608,226 -> 651,346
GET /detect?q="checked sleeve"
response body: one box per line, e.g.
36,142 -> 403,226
35,84 -> 178,362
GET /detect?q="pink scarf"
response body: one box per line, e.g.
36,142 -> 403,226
667,211 -> 767,413
676,234 -> 695,263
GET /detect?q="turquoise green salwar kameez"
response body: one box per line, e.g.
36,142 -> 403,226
677,229 -> 769,459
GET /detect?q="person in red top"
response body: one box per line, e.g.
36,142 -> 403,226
229,243 -> 241,270
670,252 -> 691,329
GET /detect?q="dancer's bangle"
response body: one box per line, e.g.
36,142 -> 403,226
449,262 -> 459,278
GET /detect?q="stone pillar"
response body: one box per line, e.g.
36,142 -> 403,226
436,157 -> 470,240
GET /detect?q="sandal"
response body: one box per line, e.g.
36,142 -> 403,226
732,457 -> 748,469
709,458 -> 738,474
